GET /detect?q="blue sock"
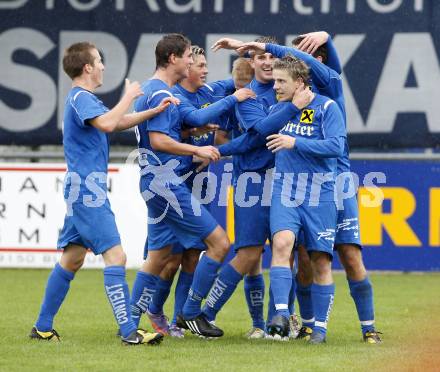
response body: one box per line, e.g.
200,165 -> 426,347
244,274 -> 265,330
171,271 -> 194,325
267,283 -> 276,325
35,263 -> 74,331
183,254 -> 221,318
348,277 -> 375,334
295,277 -> 314,328
203,263 -> 243,322
130,271 -> 158,328
103,266 -> 137,338
311,283 -> 335,336
288,272 -> 297,315
269,266 -> 292,319
148,277 -> 172,315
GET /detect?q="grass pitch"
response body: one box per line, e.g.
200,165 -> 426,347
1,269 -> 439,372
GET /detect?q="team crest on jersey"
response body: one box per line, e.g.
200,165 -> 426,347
300,109 -> 314,124
201,103 -> 210,108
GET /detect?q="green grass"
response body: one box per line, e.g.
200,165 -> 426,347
1,270 -> 439,372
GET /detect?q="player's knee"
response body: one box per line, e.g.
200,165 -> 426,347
338,245 -> 365,278
272,235 -> 294,264
297,264 -> 313,286
181,251 -> 200,273
161,255 -> 181,279
103,246 -> 127,266
209,233 -> 230,259
310,252 -> 332,281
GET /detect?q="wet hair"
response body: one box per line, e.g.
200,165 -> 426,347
272,55 -> 311,85
232,58 -> 254,88
63,42 -> 97,79
292,35 -> 328,64
254,35 -> 279,45
155,33 -> 191,69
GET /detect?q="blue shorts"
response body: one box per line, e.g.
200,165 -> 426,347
233,174 -> 270,251
57,199 -> 121,255
141,177 -> 218,257
270,186 -> 337,257
335,195 -> 361,248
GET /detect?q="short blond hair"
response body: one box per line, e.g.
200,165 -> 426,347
273,55 -> 310,85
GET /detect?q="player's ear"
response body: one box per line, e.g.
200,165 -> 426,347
169,53 -> 177,65
84,63 -> 92,74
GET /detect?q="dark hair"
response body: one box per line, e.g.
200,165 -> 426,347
254,35 -> 279,45
63,42 -> 96,79
273,55 -> 310,85
155,33 -> 191,69
292,36 -> 328,64
191,45 -> 205,56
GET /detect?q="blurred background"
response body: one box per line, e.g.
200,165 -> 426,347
0,0 -> 439,271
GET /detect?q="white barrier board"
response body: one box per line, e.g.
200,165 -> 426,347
0,163 -> 147,269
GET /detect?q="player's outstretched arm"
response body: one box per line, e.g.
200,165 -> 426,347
149,132 -> 220,161
181,88 -> 255,126
211,38 -> 245,52
90,79 -> 143,132
297,31 -> 342,74
115,96 -> 180,132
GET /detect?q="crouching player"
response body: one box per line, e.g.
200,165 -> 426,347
30,42 -> 175,345
266,56 -> 346,343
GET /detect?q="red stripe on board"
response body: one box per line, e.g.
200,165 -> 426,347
0,248 -> 92,253
0,167 -> 119,173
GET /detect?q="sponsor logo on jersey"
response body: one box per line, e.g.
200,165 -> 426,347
300,109 -> 314,124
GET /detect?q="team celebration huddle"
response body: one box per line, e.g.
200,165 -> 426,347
29,31 -> 382,346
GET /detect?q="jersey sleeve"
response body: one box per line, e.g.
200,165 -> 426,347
236,99 -> 299,135
218,131 -> 266,156
205,78 -> 236,96
143,91 -> 175,135
72,91 -> 108,127
265,43 -> 332,89
178,94 -> 238,127
326,36 -> 342,75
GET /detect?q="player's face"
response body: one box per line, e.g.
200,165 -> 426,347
250,52 -> 274,83
273,69 -> 298,101
89,48 -> 104,88
187,54 -> 208,88
175,47 -> 194,80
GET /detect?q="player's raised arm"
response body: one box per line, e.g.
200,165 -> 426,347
211,37 -> 245,52
296,31 -> 342,74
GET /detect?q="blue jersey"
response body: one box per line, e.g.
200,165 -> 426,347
172,79 -> 233,147
234,78 -> 277,174
266,43 -> 351,174
275,94 -> 346,202
62,86 -> 109,198
134,79 -> 192,178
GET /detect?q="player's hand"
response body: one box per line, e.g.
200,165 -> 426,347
233,88 -> 256,102
155,96 -> 180,114
266,134 -> 296,152
297,31 -> 329,55
124,79 -> 143,100
211,38 -> 244,52
292,83 -> 314,109
190,124 -> 219,137
236,42 -> 266,56
195,146 -> 221,161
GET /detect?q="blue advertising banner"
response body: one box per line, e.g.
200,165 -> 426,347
1,0 -> 440,147
208,159 -> 440,271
